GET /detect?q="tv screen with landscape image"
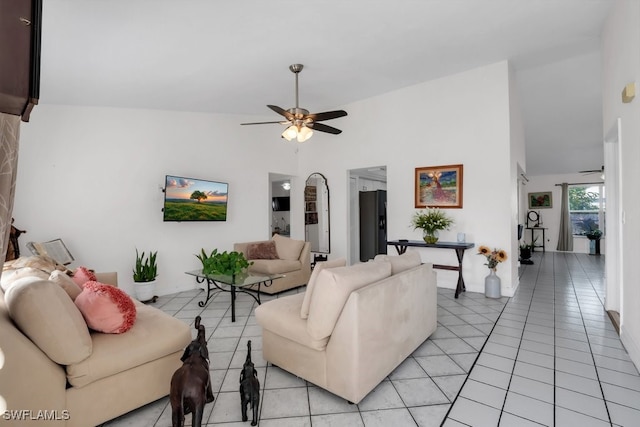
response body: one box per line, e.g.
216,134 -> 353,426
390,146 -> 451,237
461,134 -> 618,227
163,175 -> 228,222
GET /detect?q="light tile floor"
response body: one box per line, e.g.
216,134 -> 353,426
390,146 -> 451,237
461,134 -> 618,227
103,252 -> 640,426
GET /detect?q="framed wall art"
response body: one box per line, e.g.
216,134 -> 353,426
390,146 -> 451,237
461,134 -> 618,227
414,164 -> 463,208
528,191 -> 553,209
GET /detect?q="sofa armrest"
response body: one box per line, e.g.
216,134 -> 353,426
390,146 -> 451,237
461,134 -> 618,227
299,242 -> 311,276
0,299 -> 67,420
324,264 -> 437,403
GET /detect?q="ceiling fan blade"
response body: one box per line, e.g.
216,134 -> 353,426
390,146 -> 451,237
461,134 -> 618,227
267,105 -> 294,121
241,121 -> 288,125
306,110 -> 348,122
310,122 -> 342,135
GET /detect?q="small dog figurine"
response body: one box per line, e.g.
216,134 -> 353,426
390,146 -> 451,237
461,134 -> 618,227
170,316 -> 214,427
239,340 -> 260,426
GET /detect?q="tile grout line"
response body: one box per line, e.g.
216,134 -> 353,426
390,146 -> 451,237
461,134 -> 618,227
562,252 -> 614,426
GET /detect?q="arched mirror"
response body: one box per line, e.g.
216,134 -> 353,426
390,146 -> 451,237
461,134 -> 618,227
305,173 -> 330,253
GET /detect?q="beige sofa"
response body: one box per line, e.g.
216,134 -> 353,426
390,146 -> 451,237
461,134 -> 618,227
234,234 -> 311,294
0,264 -> 191,427
254,252 -> 437,404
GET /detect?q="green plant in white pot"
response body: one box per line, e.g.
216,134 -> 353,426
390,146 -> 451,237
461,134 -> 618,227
133,249 -> 158,302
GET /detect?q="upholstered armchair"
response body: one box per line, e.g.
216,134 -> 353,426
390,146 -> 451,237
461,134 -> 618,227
233,234 -> 311,294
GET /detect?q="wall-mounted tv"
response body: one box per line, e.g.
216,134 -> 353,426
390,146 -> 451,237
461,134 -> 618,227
163,175 -> 228,222
272,196 -> 290,212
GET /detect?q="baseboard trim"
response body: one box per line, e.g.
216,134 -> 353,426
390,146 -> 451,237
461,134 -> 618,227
607,310 -> 621,335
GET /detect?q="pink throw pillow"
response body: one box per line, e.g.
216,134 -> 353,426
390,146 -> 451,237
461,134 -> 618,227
72,266 -> 97,288
74,281 -> 137,334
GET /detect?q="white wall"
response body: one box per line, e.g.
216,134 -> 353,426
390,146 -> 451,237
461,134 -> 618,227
523,173 -> 605,254
509,63 -> 527,292
297,61 -> 518,296
602,0 -> 640,370
16,106 -> 300,296
15,60 -> 522,299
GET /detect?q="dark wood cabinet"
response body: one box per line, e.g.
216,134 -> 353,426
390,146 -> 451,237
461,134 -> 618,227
0,0 -> 42,122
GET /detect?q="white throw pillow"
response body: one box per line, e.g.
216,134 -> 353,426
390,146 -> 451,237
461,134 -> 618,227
374,251 -> 422,274
306,261 -> 392,340
272,234 -> 305,261
300,258 -> 346,319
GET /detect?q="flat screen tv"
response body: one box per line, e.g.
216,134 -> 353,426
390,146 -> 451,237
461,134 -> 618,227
272,196 -> 290,212
163,175 -> 228,222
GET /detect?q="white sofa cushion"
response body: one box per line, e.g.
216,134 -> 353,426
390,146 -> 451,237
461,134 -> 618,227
374,251 -> 422,274
307,261 -> 392,340
300,258 -> 346,319
255,293 -> 329,351
5,277 -> 92,365
66,301 -> 191,387
272,234 -> 305,261
249,259 -> 301,275
0,267 -> 50,292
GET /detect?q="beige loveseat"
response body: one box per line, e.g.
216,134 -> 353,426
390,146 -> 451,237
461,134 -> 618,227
234,234 -> 311,294
254,251 -> 437,404
0,263 -> 191,427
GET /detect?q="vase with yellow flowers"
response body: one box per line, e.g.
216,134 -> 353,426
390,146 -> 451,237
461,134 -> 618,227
478,246 -> 507,298
411,208 -> 454,244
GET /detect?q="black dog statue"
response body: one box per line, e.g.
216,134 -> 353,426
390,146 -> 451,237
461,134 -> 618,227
240,340 -> 260,426
170,316 -> 214,427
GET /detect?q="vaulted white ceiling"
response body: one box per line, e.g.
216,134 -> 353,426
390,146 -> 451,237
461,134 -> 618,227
39,0 -> 613,175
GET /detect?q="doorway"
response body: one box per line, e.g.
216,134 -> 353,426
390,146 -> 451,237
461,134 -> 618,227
604,118 -> 622,327
347,166 -> 387,264
269,173 -> 293,238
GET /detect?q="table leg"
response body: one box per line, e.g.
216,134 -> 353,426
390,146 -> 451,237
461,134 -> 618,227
198,277 -> 214,308
231,286 -> 236,322
454,248 -> 466,298
393,244 -> 408,255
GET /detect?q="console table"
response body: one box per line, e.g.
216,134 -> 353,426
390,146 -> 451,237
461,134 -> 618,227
387,240 -> 475,298
526,227 -> 547,252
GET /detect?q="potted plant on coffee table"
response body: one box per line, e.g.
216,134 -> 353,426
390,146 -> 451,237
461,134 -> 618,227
133,249 -> 158,302
196,248 -> 252,283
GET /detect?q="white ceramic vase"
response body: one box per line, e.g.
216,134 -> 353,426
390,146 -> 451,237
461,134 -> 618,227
484,270 -> 501,298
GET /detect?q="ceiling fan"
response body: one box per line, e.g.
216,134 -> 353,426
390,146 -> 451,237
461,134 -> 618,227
579,165 -> 605,179
241,64 -> 347,142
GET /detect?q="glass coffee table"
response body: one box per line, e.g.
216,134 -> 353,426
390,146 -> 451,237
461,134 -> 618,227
185,270 -> 284,322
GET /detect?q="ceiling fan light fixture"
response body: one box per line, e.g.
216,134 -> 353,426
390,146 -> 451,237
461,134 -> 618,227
297,125 -> 313,142
282,125 -> 297,141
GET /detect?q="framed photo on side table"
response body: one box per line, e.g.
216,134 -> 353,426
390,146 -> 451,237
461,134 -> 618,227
415,164 -> 463,208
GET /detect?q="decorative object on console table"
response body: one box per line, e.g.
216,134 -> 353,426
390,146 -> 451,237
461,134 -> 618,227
411,208 -> 454,244
414,164 -> 463,208
133,249 -> 158,303
477,245 -> 507,298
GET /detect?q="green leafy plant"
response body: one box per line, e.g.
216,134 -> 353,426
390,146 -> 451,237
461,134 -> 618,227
133,249 -> 158,282
411,208 -> 454,233
196,248 -> 252,276
585,229 -> 603,240
520,236 -> 537,250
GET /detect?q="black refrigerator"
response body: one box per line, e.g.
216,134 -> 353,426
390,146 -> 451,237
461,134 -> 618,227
359,190 -> 387,261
